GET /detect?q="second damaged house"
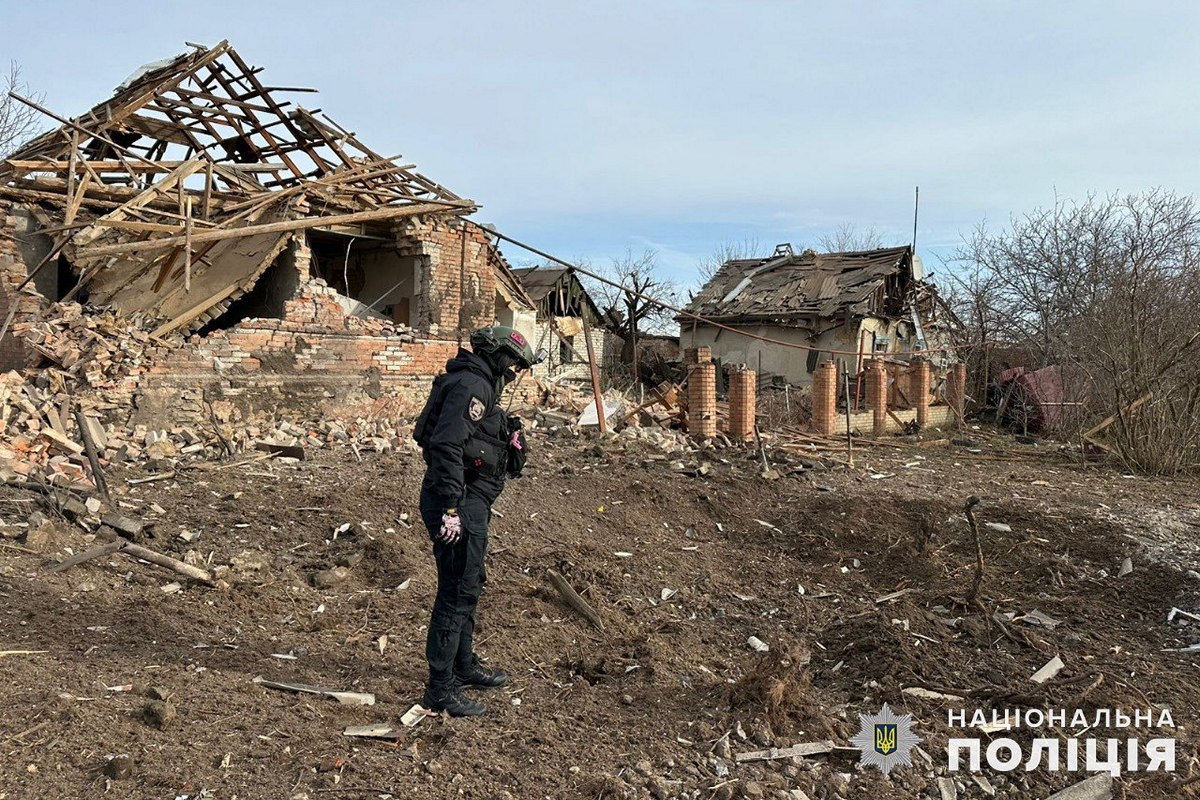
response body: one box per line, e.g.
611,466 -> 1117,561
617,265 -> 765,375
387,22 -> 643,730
680,244 -> 959,386
0,41 -> 536,428
511,266 -> 621,382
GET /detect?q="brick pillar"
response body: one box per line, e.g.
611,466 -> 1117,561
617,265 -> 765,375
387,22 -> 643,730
688,362 -> 717,438
811,360 -> 838,435
684,346 -> 712,366
866,359 -> 888,436
913,358 -> 931,427
949,362 -> 967,424
728,367 -> 756,441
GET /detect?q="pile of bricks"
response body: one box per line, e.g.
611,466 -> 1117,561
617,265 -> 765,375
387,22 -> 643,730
16,302 -> 178,402
280,280 -> 416,338
0,303 -> 188,484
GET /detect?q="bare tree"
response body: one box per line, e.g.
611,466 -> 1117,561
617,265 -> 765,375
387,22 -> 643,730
818,223 -> 885,252
698,236 -> 762,282
590,248 -> 679,382
955,190 -> 1200,474
0,62 -> 44,158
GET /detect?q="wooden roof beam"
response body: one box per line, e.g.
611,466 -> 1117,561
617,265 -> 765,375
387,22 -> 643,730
77,200 -> 474,258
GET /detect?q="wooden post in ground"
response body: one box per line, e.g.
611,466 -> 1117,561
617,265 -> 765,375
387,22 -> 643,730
580,310 -> 607,434
842,366 -> 854,466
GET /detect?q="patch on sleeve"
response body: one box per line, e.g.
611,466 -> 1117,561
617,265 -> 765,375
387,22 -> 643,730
468,396 -> 485,422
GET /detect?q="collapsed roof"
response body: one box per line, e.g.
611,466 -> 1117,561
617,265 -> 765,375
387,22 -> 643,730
681,245 -> 921,326
0,41 -> 478,336
511,266 -> 604,322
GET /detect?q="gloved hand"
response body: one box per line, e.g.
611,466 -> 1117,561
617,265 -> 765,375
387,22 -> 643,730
510,430 -> 524,451
437,510 -> 462,544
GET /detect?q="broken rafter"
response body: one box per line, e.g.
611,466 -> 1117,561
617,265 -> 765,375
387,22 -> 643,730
77,200 -> 471,258
4,159 -> 287,174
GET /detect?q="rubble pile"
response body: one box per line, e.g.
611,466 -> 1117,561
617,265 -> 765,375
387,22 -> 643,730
17,302 -> 179,402
0,298 -> 439,484
0,303 -> 182,484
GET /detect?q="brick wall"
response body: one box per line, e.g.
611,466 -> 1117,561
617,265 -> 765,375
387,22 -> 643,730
396,216 -> 496,338
138,316 -> 459,426
0,198 -> 507,428
0,199 -> 48,371
684,346 -> 712,366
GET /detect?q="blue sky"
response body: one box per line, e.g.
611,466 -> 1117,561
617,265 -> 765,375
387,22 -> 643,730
3,1 -> 1199,292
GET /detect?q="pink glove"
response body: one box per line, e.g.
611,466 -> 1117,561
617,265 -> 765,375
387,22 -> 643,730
510,431 -> 524,450
438,511 -> 462,544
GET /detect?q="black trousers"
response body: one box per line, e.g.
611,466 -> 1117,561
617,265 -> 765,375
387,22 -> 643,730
420,485 -> 490,691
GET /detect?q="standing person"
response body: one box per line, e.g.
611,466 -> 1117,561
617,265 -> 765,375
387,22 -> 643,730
411,326 -> 535,717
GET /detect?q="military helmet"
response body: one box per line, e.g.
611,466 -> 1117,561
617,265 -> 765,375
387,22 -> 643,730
470,325 -> 535,369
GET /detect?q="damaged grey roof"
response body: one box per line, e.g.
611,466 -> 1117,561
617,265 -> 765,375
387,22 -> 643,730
682,246 -> 913,323
511,266 -> 571,302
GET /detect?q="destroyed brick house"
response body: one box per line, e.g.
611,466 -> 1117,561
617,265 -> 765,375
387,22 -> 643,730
510,266 -> 620,383
0,40 -> 541,446
679,244 -> 964,433
681,244 -> 959,381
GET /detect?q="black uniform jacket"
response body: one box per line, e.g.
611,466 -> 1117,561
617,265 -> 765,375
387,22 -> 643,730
415,348 -> 510,509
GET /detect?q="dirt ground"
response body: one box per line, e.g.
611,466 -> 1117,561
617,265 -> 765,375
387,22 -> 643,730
1,425 -> 1198,800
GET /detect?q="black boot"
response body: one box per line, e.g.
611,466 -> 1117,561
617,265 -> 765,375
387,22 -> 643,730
421,684 -> 486,717
455,655 -> 509,689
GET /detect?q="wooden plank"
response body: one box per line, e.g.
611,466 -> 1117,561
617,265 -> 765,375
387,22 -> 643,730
71,159 -> 207,252
65,131 -> 78,204
184,197 -> 193,293
547,569 -> 604,631
46,540 -> 124,573
74,407 -> 111,503
78,201 -> 472,258
254,441 -> 305,460
580,308 -> 607,434
1081,393 -> 1151,440
63,172 -> 92,227
2,160 -> 289,174
734,742 -> 834,763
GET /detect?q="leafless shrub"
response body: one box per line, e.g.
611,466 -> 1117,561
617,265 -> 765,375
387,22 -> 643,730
697,237 -> 762,282
587,249 -> 680,384
0,62 -> 44,158
954,190 -> 1200,474
756,387 -> 810,430
818,223 -> 887,252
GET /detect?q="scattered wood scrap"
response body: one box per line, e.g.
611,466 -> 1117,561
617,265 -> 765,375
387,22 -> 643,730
1030,655 -> 1065,685
254,441 -> 306,460
547,569 -> 605,632
734,741 -> 834,763
46,540 -> 124,572
343,724 -> 402,740
46,538 -> 214,585
253,676 -> 375,706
